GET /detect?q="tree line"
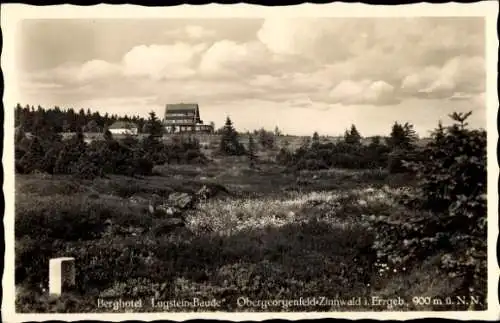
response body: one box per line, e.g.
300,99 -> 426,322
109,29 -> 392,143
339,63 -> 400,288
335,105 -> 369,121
15,103 -> 147,134
214,115 -> 427,173
271,121 -> 422,173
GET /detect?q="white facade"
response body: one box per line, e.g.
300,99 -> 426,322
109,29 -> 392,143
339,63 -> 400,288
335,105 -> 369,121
109,128 -> 138,135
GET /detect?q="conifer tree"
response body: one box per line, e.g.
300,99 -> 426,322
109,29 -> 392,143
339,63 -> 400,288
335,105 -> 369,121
370,135 -> 382,146
433,121 -> 446,144
62,120 -> 71,133
219,116 -> 245,155
366,135 -> 390,169
247,134 -> 257,168
15,124 -> 26,144
15,103 -> 23,127
19,137 -> 45,173
54,129 -> 87,174
403,122 -> 418,143
144,111 -> 164,137
83,120 -> 100,133
312,131 -> 320,148
450,111 -> 472,129
387,121 -> 418,173
103,125 -> 113,142
403,111 -> 486,299
388,121 -> 417,151
344,124 -> 362,145
140,111 -> 166,164
258,128 -> 275,150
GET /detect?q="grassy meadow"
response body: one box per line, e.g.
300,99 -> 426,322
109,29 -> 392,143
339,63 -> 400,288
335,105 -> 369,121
15,155 -> 469,313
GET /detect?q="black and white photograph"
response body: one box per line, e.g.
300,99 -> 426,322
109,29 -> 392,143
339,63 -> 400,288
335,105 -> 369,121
1,3 -> 498,320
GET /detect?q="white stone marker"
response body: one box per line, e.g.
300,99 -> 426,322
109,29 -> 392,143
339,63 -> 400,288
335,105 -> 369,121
49,257 -> 75,296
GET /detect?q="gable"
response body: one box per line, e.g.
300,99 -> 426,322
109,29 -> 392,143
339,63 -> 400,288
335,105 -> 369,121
165,103 -> 200,120
165,103 -> 198,113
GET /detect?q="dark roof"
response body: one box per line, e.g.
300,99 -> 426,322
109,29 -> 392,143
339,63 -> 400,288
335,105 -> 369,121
165,103 -> 198,111
165,103 -> 200,116
108,121 -> 138,129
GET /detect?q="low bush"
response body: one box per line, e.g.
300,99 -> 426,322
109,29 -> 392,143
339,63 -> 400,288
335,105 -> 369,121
15,193 -> 154,287
146,136 -> 209,165
278,140 -> 390,172
15,131 -> 156,178
15,176 -> 86,196
386,149 -> 408,174
134,158 -> 155,176
16,195 -> 107,241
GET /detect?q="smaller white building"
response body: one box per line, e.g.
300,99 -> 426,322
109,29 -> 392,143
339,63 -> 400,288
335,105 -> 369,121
108,121 -> 138,135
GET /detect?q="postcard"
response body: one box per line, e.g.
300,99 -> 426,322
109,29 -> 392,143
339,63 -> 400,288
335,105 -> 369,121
1,2 -> 499,321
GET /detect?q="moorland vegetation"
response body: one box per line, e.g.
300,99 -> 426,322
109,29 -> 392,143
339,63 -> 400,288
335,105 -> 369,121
14,105 -> 487,312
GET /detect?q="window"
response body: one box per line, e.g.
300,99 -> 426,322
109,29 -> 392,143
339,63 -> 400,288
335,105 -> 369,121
167,112 -> 195,117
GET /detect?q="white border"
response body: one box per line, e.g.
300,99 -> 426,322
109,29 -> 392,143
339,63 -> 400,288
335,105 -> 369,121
2,3 -> 499,322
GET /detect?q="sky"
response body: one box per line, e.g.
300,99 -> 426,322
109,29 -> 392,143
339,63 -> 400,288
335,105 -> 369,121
15,17 -> 486,136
